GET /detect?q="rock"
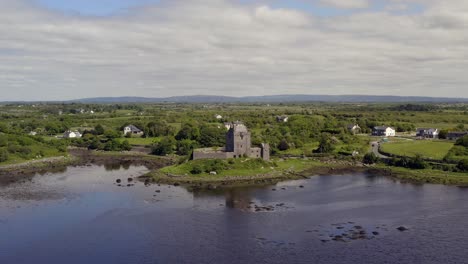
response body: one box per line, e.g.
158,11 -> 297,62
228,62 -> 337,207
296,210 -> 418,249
155,190 -> 161,193
116,179 -> 121,183
127,178 -> 133,182
174,183 -> 180,186
354,226 -> 363,230
397,226 -> 409,232
272,188 -> 276,191
299,185 -> 304,188
372,231 -> 379,235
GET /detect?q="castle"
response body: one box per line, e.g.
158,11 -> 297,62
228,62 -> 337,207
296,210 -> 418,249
193,122 -> 270,161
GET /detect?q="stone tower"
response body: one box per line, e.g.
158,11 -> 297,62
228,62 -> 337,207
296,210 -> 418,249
261,143 -> 270,161
226,122 -> 251,158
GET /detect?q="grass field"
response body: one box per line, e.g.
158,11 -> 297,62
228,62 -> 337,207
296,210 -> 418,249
380,140 -> 454,160
160,158 -> 316,177
117,137 -> 161,145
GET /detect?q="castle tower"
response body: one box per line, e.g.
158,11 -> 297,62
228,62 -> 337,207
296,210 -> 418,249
261,143 -> 270,161
226,122 -> 251,158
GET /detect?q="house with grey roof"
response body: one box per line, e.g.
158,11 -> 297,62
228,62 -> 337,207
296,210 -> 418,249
123,125 -> 143,136
416,128 -> 439,139
447,131 -> 468,140
372,126 -> 396,137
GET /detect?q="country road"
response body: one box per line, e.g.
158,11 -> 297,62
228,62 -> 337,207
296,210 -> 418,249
370,141 -> 390,159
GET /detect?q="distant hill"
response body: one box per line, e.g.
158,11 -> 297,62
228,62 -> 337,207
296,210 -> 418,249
70,95 -> 468,103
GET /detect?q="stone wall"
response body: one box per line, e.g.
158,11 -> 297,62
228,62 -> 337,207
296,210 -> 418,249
193,149 -> 229,160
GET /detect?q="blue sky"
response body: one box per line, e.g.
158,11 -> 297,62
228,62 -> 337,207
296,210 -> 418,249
35,0 -> 161,16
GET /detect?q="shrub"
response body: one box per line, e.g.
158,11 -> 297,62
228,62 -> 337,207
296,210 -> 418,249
190,164 -> 203,174
0,148 -> 8,162
363,152 -> 378,164
457,159 -> 468,172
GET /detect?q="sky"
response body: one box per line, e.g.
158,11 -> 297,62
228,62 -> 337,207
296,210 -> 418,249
0,0 -> 467,101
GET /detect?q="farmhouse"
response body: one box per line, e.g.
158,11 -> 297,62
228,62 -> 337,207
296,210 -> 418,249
372,126 -> 396,137
123,125 -> 144,136
416,128 -> 439,139
276,115 -> 289,123
347,124 -> 361,134
193,122 -> 270,161
447,131 -> 468,140
63,130 -> 82,139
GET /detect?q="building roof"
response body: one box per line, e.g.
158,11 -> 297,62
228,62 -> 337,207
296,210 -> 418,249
374,126 -> 393,130
125,125 -> 142,132
347,124 -> 360,129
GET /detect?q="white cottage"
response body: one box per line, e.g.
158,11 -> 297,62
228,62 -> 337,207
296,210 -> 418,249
63,130 -> 82,138
372,126 -> 395,137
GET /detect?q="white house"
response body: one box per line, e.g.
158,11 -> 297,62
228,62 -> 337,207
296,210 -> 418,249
276,115 -> 289,123
28,131 -> 37,136
416,128 -> 439,139
372,126 -> 396,137
347,124 -> 361,134
63,130 -> 82,139
123,125 -> 143,136
215,114 -> 223,119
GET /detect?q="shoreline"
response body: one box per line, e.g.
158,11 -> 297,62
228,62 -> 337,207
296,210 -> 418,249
0,149 -> 173,185
1,150 -> 467,187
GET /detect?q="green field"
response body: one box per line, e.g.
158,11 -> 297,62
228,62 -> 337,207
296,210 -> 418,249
380,140 -> 454,160
117,137 -> 161,145
160,158 -> 315,178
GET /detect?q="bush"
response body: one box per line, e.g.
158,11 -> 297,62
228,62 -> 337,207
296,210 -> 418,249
363,152 -> 378,164
0,148 -> 8,162
190,164 -> 203,174
457,159 -> 468,172
278,139 -> 290,151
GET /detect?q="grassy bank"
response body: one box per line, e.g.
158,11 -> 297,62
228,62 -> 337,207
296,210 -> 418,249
375,164 -> 468,185
148,157 -> 366,187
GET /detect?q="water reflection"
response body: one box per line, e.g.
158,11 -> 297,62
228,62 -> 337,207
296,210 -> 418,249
224,188 -> 253,209
103,161 -> 132,171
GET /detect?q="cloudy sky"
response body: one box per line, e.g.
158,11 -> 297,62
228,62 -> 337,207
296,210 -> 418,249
1,0 -> 467,101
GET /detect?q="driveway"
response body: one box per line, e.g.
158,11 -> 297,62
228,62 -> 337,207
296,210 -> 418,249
370,141 -> 390,159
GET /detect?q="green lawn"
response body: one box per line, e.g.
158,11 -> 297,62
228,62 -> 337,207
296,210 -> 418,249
160,158 -> 316,177
380,140 -> 454,160
117,137 -> 161,145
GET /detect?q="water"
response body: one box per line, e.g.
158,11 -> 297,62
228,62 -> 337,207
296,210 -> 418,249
1,164 -> 468,264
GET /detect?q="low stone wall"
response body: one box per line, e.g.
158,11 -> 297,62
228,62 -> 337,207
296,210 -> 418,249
193,150 -> 229,160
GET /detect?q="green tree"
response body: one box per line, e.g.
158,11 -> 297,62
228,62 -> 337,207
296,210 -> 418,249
457,159 -> 468,172
0,148 -> 8,162
94,124 -> 105,135
198,125 -> 225,147
314,133 -> 335,153
438,130 -> 448,139
121,140 -> 132,151
455,135 -> 468,148
278,139 -> 290,151
152,137 -> 175,155
363,152 -> 378,164
176,139 -> 196,156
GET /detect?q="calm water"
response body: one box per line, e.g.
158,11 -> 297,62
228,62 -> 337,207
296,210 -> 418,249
1,164 -> 468,264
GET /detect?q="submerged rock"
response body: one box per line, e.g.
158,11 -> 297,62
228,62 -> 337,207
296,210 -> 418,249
116,179 -> 121,183
397,226 -> 409,232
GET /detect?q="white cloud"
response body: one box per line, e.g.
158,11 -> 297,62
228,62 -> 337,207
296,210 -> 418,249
0,0 -> 467,100
319,0 -> 370,9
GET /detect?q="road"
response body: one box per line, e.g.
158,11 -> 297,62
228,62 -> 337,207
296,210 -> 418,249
370,141 -> 390,159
